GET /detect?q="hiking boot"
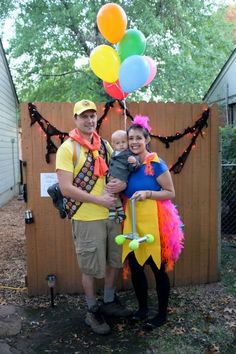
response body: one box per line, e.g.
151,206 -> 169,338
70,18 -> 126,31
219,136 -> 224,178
47,183 -> 67,219
100,297 -> 133,318
85,305 -> 111,335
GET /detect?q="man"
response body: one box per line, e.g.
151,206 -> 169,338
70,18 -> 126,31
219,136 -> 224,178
56,100 -> 132,335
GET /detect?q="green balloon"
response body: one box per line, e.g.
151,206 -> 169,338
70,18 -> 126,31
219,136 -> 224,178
117,29 -> 146,62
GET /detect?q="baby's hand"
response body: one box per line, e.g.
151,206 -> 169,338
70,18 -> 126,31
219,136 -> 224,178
128,156 -> 137,165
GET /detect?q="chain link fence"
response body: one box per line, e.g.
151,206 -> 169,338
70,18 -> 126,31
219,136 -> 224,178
221,164 -> 236,235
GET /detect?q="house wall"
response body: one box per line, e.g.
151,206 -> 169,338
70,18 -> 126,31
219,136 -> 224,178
0,47 -> 19,207
204,51 -> 236,125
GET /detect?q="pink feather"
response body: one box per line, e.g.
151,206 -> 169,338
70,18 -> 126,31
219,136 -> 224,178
157,200 -> 184,271
133,115 -> 152,132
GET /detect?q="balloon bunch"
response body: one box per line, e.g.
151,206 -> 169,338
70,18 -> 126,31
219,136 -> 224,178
90,3 -> 157,99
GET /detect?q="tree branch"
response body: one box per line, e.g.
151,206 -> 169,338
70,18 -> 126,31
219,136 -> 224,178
59,0 -> 91,56
41,70 -> 81,77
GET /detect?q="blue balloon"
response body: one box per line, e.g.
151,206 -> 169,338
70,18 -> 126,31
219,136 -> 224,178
119,55 -> 150,93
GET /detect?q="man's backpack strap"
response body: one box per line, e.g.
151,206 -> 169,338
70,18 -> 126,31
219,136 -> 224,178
72,139 -> 81,168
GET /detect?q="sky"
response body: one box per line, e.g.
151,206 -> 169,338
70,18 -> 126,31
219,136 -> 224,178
2,19 -> 15,49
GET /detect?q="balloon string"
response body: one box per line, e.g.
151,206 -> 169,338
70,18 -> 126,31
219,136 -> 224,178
123,99 -> 127,130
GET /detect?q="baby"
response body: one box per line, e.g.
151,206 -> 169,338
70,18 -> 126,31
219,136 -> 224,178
108,130 -> 140,223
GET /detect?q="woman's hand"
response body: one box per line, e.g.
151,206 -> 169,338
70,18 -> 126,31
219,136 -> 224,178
105,178 -> 127,194
131,190 -> 151,201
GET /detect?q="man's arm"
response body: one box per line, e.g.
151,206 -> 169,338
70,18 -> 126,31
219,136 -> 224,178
57,169 -> 116,209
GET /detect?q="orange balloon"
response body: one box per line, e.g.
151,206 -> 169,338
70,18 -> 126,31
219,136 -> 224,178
97,3 -> 127,44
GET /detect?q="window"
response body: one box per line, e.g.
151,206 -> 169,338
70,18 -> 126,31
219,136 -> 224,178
229,103 -> 236,125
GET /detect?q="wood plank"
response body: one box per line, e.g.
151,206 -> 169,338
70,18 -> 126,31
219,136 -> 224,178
21,103 -> 39,293
173,103 -> 193,286
208,104 -> 220,282
197,103 -> 211,284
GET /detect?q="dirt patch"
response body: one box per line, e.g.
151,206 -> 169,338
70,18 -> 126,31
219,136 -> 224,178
0,198 -> 236,353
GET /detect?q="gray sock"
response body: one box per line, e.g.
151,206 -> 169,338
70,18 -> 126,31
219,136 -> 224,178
104,287 -> 115,303
85,296 -> 97,310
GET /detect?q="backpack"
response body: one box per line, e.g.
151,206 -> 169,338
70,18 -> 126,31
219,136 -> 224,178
47,139 -> 109,219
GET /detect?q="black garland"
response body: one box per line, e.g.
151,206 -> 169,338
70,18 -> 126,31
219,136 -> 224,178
28,102 -> 209,173
168,109 -> 209,173
97,99 -> 133,132
28,103 -> 69,163
97,99 -> 209,174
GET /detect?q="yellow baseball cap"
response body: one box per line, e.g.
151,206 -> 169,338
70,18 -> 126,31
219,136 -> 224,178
73,100 -> 97,116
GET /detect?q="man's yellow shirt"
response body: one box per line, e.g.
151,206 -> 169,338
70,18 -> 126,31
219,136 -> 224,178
56,139 -> 112,221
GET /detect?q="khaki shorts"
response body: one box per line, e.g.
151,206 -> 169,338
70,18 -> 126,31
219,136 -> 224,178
72,219 -> 122,279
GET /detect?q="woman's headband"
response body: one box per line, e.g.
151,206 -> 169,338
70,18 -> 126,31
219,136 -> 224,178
132,115 -> 152,133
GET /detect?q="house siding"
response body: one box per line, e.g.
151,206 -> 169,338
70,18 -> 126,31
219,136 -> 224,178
0,42 -> 19,207
205,58 -> 236,105
203,49 -> 236,125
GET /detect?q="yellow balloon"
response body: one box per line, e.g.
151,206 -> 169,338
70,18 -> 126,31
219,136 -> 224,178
90,45 -> 120,83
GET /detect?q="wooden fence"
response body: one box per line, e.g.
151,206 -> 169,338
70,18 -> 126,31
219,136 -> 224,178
20,101 -> 220,295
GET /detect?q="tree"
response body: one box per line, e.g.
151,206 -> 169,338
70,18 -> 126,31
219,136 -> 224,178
2,0 -> 236,102
0,0 -> 14,23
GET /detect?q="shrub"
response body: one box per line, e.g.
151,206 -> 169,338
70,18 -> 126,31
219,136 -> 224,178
220,125 -> 236,164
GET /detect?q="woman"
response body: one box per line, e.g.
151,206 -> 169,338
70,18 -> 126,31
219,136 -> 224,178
122,115 -> 184,329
